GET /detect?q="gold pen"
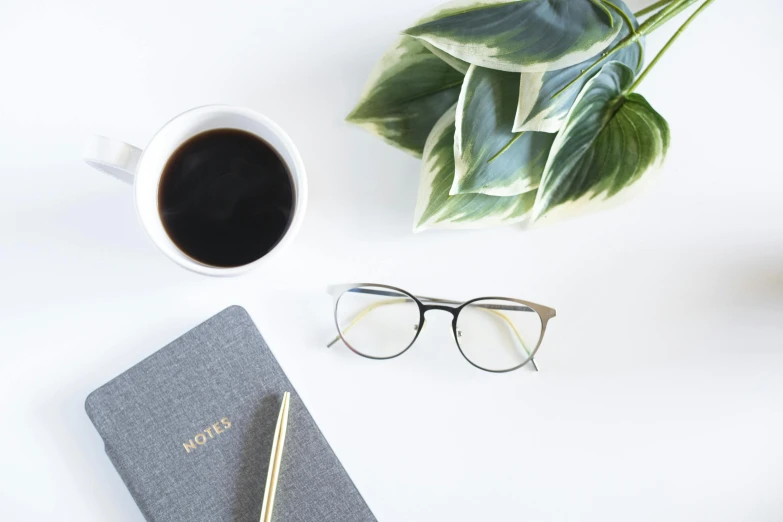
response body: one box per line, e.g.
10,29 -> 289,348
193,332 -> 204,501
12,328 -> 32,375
259,391 -> 291,522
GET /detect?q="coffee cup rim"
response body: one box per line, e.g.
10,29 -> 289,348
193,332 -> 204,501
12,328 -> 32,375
132,105 -> 307,277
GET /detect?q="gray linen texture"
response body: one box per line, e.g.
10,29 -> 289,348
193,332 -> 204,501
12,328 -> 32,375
86,305 -> 376,522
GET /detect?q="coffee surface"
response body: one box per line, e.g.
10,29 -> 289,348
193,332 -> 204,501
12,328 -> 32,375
158,129 -> 293,268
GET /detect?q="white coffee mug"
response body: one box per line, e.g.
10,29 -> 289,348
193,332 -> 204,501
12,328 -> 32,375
83,105 -> 307,277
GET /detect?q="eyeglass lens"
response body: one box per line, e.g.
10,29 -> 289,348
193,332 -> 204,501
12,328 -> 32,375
335,286 -> 421,358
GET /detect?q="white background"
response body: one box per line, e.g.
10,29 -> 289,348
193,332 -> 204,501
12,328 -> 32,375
1,0 -> 782,520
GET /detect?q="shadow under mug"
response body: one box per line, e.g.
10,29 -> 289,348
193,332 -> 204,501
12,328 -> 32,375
83,105 -> 307,277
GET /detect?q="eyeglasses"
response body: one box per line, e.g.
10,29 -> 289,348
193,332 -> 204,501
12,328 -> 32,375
327,284 -> 556,373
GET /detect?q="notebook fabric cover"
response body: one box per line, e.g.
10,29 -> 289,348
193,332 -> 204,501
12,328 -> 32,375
85,305 -> 376,522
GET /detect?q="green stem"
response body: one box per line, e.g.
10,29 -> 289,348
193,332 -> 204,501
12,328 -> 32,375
551,0 -> 641,100
601,0 -> 644,70
550,0 -> 700,102
603,0 -> 638,31
628,0 -> 716,93
591,0 -> 615,28
488,132 -> 525,164
638,0 -> 699,35
634,0 -> 676,18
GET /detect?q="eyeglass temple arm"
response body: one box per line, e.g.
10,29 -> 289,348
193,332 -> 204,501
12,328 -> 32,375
479,308 -> 538,371
326,297 -> 409,348
326,289 -> 538,371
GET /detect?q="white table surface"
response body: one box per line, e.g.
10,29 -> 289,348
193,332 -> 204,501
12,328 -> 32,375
2,1 -> 783,520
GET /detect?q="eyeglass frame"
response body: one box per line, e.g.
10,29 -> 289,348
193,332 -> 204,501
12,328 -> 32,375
327,283 -> 556,373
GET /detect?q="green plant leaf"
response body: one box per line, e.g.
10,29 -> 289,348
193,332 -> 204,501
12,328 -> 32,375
421,41 -> 470,74
532,61 -> 670,221
454,65 -> 555,196
514,0 -> 642,132
347,36 -> 464,157
413,1 -> 476,74
415,106 -> 537,231
404,0 -> 623,73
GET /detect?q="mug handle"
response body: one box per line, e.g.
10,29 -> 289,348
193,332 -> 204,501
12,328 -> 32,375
83,135 -> 143,185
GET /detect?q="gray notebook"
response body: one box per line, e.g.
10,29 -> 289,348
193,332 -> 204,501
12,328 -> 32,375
86,305 -> 376,522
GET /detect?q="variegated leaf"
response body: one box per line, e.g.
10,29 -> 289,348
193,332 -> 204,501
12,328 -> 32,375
454,65 -> 555,196
514,0 -> 642,133
347,36 -> 464,157
415,106 -> 537,231
532,61 -> 670,221
404,0 -> 623,73
421,41 -> 470,74
415,3 -> 485,74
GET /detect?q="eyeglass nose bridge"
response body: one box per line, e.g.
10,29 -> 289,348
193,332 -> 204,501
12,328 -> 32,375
420,303 -> 459,316
419,305 -> 461,340
418,306 -> 463,351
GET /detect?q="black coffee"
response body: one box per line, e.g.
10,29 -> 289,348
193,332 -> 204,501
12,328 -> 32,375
158,129 -> 294,268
